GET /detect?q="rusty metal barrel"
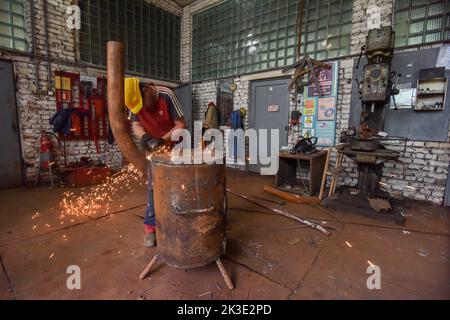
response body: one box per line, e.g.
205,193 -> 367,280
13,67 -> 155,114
151,153 -> 227,269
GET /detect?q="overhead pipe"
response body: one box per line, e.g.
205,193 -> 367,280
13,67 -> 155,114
107,41 -> 148,175
29,0 -> 40,94
42,0 -> 52,91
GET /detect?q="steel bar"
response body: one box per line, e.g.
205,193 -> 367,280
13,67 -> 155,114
139,254 -> 161,280
227,189 -> 331,236
216,258 -> 234,290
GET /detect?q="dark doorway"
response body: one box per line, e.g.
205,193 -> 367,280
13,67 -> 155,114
0,60 -> 22,188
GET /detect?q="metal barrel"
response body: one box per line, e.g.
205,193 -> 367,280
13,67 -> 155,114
151,153 -> 227,269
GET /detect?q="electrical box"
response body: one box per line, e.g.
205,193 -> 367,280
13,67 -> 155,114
414,67 -> 447,111
362,63 -> 391,102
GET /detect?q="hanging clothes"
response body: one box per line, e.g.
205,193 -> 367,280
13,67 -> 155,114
203,102 -> 219,129
50,108 -> 89,136
230,109 -> 244,161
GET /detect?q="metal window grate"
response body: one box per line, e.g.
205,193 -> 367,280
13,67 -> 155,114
0,0 -> 28,51
192,0 -> 353,81
300,0 -> 353,60
79,0 -> 180,81
192,0 -> 299,81
393,0 -> 449,47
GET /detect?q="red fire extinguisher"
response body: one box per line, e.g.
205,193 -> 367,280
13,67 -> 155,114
39,131 -> 58,169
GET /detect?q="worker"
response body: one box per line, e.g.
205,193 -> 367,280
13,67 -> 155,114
124,78 -> 186,247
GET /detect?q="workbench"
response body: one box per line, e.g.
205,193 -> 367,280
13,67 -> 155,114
276,150 -> 328,196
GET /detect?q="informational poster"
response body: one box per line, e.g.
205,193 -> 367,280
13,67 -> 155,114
316,121 -> 336,146
303,99 -> 316,116
300,61 -> 339,147
302,128 -> 315,138
304,116 -> 314,128
307,66 -> 335,97
318,97 -> 336,121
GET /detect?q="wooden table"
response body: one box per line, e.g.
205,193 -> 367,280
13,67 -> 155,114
276,150 -> 328,196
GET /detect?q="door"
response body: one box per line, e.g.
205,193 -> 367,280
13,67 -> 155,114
249,77 -> 290,173
0,60 -> 22,188
174,83 -> 193,137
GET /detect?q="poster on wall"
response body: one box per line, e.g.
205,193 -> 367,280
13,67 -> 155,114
302,128 -> 315,138
300,61 -> 339,147
303,99 -> 316,115
317,97 -> 336,121
316,121 -> 336,146
304,116 -> 314,128
307,65 -> 335,97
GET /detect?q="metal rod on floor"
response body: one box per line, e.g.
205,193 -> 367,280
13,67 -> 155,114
139,254 -> 160,280
216,258 -> 234,290
227,189 -> 331,236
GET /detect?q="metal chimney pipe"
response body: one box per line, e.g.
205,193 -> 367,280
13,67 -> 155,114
107,41 -> 147,175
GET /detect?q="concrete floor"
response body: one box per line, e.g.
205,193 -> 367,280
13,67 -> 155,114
0,169 -> 449,300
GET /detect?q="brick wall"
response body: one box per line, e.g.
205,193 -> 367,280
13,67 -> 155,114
0,0 -> 181,185
181,0 -> 450,204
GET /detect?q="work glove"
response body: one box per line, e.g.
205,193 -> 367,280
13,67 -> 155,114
141,133 -> 164,152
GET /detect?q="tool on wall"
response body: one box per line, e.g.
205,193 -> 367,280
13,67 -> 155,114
283,57 -> 331,146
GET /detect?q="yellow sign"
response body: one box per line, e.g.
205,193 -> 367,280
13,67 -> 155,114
54,76 -> 71,90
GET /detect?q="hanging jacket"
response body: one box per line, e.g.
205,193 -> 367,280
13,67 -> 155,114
230,109 -> 243,130
50,109 -> 75,136
203,104 -> 219,129
50,108 -> 89,136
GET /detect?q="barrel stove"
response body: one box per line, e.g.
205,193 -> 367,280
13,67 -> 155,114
152,153 -> 226,268
138,153 -> 234,290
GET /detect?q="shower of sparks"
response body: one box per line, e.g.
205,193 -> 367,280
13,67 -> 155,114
59,163 -> 146,219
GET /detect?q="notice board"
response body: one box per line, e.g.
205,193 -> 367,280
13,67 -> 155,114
301,60 -> 339,147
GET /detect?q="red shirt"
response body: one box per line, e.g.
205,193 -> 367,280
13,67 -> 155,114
131,86 -> 183,139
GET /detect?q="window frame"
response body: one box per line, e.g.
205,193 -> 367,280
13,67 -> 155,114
79,0 -> 181,82
393,0 -> 450,48
0,0 -> 28,52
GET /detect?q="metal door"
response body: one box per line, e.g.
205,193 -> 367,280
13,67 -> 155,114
174,83 -> 193,137
0,60 -> 22,188
249,77 -> 290,173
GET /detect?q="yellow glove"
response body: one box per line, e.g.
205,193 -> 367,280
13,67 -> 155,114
124,77 -> 143,114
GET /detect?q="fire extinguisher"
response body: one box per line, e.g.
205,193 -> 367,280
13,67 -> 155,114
39,131 -> 58,169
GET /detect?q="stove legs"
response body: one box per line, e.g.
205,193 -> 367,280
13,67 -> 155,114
138,255 -> 235,291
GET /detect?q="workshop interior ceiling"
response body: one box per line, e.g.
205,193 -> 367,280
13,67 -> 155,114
173,0 -> 197,7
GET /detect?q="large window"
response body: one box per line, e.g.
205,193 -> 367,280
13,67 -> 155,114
300,0 -> 353,60
393,0 -> 450,47
0,0 -> 27,51
192,0 -> 299,81
192,0 -> 353,81
79,0 -> 181,81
